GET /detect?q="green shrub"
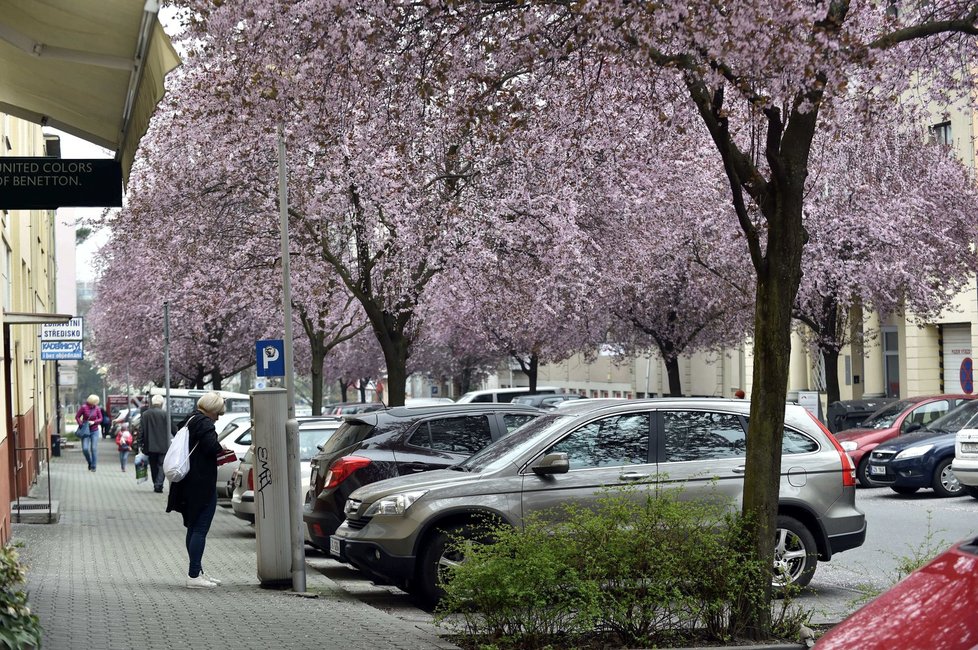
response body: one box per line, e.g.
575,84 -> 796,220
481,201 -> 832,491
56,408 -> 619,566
0,543 -> 42,649
436,485 -> 800,648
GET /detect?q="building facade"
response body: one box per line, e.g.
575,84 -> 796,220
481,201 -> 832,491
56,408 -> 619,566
1,114 -> 62,544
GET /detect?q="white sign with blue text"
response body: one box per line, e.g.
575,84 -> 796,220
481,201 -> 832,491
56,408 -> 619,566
41,341 -> 83,360
41,317 -> 82,341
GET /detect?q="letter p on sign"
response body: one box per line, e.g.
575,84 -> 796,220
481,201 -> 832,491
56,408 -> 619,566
256,339 -> 285,377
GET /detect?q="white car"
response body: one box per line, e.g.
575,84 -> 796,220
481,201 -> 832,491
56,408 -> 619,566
231,417 -> 343,524
952,427 -> 978,498
216,415 -> 253,500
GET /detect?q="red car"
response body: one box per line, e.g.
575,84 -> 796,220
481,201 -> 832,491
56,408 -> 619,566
835,395 -> 975,487
815,535 -> 978,649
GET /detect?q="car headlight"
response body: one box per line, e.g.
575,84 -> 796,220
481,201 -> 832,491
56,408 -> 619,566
894,444 -> 934,460
840,441 -> 858,451
363,490 -> 429,517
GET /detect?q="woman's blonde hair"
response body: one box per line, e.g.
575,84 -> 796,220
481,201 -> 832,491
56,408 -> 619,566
86,394 -> 100,406
196,392 -> 226,416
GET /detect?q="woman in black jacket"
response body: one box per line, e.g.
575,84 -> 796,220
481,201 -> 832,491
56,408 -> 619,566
166,392 -> 226,588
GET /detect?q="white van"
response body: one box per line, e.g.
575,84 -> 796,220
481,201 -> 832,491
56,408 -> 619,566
149,388 -> 251,424
455,386 -> 559,404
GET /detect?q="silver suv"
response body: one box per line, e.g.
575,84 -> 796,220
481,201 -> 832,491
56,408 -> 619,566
331,399 -> 866,606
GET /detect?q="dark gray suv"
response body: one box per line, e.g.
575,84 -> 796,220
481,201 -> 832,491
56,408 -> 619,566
303,403 -> 542,552
331,398 -> 867,606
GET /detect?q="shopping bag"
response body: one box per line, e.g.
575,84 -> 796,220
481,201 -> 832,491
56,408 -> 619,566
134,452 -> 149,484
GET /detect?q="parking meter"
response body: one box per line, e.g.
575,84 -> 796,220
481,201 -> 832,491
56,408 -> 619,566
251,388 -> 291,585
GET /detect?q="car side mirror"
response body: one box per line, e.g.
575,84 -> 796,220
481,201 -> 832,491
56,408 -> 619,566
532,452 -> 569,476
905,423 -> 922,433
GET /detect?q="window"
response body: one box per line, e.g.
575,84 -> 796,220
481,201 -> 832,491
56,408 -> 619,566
884,328 -> 900,398
409,416 -> 492,454
502,412 -> 538,433
782,429 -> 819,454
663,411 -> 746,462
905,401 -> 950,430
930,121 -> 952,145
547,412 -> 650,469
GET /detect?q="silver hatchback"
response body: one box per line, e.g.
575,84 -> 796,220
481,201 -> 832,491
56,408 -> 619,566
331,399 -> 866,606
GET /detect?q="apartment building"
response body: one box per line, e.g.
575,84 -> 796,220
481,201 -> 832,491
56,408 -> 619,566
0,115 -> 62,544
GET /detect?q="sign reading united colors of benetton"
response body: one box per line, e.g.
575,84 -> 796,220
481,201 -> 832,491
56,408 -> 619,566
0,158 -> 122,209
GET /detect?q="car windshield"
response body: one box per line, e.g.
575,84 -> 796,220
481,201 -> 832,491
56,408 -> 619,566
859,400 -> 914,429
928,400 -> 978,432
458,413 -> 572,473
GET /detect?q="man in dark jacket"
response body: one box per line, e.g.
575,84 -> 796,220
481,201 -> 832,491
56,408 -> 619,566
140,395 -> 172,493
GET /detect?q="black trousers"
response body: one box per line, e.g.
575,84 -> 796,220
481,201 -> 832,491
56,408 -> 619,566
148,451 -> 165,490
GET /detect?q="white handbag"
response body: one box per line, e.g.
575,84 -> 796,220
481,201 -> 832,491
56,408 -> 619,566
163,416 -> 199,482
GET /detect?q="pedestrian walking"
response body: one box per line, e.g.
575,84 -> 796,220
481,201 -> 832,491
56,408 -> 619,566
139,395 -> 172,493
165,392 -> 227,589
116,422 -> 133,472
74,394 -> 102,472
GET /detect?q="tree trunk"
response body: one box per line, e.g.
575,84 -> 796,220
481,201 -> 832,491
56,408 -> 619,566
310,343 -> 326,415
338,379 -> 348,402
211,368 -> 223,391
737,201 -> 807,638
823,347 -> 842,406
526,354 -> 539,392
664,357 -> 682,396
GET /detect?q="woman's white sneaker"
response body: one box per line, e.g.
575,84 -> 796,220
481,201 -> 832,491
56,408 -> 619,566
200,571 -> 222,585
186,575 -> 217,589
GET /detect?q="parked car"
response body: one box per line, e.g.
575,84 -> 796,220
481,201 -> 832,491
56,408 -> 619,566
150,388 -> 251,426
303,403 -> 543,552
216,415 -> 255,500
230,417 -> 343,524
953,426 -> 978,498
325,402 -> 386,416
455,386 -> 558,403
512,393 -> 583,410
865,399 -> 978,497
835,395 -> 975,487
331,398 -> 866,606
814,535 -> 978,649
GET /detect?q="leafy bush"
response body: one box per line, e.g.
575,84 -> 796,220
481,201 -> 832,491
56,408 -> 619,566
0,543 -> 42,649
436,485 -> 802,648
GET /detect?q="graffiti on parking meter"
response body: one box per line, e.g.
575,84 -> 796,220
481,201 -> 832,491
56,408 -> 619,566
255,446 -> 273,518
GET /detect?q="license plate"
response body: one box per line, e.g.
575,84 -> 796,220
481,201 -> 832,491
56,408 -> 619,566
869,464 -> 886,475
329,536 -> 342,558
962,442 -> 978,453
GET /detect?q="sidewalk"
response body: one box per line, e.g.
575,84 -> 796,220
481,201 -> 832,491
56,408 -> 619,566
12,437 -> 460,650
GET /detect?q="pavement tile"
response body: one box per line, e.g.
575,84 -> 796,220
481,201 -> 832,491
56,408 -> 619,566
13,437 -> 459,650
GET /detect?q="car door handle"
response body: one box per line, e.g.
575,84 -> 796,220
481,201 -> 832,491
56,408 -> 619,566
619,472 -> 648,481
732,466 -> 746,474
401,463 -> 431,474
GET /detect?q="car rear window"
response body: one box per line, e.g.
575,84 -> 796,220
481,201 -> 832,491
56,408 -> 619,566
299,426 -> 340,460
408,416 -> 492,454
318,421 -> 377,454
503,412 -> 538,433
860,400 -> 914,429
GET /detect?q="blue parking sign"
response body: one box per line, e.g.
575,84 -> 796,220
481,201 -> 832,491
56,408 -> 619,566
256,339 -> 285,377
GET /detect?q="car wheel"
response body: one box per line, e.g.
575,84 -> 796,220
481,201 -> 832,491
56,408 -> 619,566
964,485 -> 978,500
856,457 -> 881,488
415,524 -> 485,609
773,515 -> 817,590
931,458 -> 963,498
890,486 -> 919,495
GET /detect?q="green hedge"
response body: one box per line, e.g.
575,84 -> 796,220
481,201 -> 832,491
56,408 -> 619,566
0,543 -> 42,649
436,486 -> 805,649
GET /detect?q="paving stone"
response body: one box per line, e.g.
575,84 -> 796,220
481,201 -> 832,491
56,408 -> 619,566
13,437 -> 459,650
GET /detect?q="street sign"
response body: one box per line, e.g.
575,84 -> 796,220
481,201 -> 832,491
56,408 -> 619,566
961,357 -> 974,394
256,339 -> 285,377
41,341 -> 83,360
41,317 -> 82,341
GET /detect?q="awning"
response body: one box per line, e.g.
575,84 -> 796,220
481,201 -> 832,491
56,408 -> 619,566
0,0 -> 180,183
2,312 -> 73,325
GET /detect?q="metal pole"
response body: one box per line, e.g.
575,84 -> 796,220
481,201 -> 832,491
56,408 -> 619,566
164,302 -> 171,433
278,124 -> 305,593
